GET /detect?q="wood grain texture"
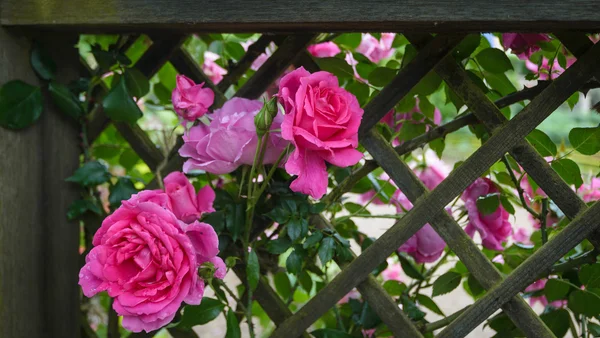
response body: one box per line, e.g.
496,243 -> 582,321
0,29 -> 80,338
359,33 -> 465,135
271,36 -> 600,338
438,201 -> 600,338
3,1 -> 600,32
361,131 -> 554,338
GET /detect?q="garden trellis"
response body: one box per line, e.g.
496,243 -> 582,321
2,1 -> 600,338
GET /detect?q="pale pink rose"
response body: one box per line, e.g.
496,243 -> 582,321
513,228 -> 533,245
502,33 -> 550,59
338,289 -> 361,304
163,172 -> 215,223
180,97 -> 287,174
78,194 -> 222,332
356,33 -> 396,63
525,57 -> 575,80
381,259 -> 403,282
278,67 -> 364,199
525,279 -> 567,308
462,178 -> 513,251
362,329 -> 376,338
202,51 -> 227,84
172,75 -> 215,121
581,177 -> 600,202
307,42 -> 341,58
249,42 -> 277,71
344,52 -> 366,82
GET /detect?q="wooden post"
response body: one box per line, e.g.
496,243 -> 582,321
0,28 -> 80,338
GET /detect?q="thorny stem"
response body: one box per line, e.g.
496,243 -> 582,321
214,279 -> 246,311
252,144 -> 291,201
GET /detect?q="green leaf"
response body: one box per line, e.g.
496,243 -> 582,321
124,68 -> 150,98
109,177 -> 137,207
225,203 -> 245,242
287,217 -> 308,241
178,297 -> 225,328
265,207 -> 290,224
93,144 -> 121,160
579,264 -> 600,288
153,82 -> 172,105
467,274 -> 485,297
30,42 -> 56,80
398,253 -> 425,280
495,172 -> 514,186
315,57 -> 354,81
568,290 -> 600,317
224,42 -> 245,61
303,231 -> 323,249
225,309 -> 241,338
382,280 -> 406,296
344,202 -> 367,214
588,322 -> 600,337
540,309 -> 570,338
273,271 -> 292,299
569,126 -> 600,155
118,148 -> 139,170
485,72 -> 517,97
429,138 -> 445,159
267,236 -> 292,254
401,294 -> 426,321
499,196 -> 515,215
318,237 -> 336,265
368,67 -> 397,87
566,92 -> 580,110
416,294 -> 445,316
453,34 -> 481,61
476,48 -> 513,73
66,199 -> 101,220
334,34 -> 361,49
0,80 -> 43,130
432,271 -> 462,297
102,77 -> 143,124
345,81 -> 370,107
246,249 -> 260,292
544,279 -> 572,302
66,161 -> 111,186
526,129 -> 557,157
475,193 -> 500,216
311,329 -> 353,338
551,158 -> 583,188
414,71 -> 442,96
398,123 -> 426,141
286,248 -> 303,274
401,44 -> 417,69
48,81 -> 83,120
360,302 -> 382,329
299,270 -> 313,292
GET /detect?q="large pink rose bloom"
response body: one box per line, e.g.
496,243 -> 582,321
581,177 -> 600,202
172,75 -> 215,121
356,33 -> 396,63
180,97 -> 287,174
278,67 -> 364,199
164,172 -> 216,223
78,191 -> 223,332
462,178 -> 512,251
502,33 -> 550,59
307,42 -> 342,58
202,51 -> 227,84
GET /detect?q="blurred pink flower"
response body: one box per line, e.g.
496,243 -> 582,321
581,177 -> 600,202
525,57 -> 575,80
381,259 -> 403,282
307,42 -> 341,58
202,51 -> 227,84
513,228 -> 533,245
338,289 -> 361,304
525,279 -> 567,308
357,33 -> 396,63
502,33 -> 550,59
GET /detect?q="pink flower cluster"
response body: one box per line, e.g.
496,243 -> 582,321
79,172 -> 225,333
462,178 -> 513,251
502,33 -> 550,59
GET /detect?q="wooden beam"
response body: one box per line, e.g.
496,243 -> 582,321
4,1 -> 600,32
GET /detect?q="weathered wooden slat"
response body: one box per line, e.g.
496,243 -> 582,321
404,32 -> 600,250
438,201 -> 600,338
234,34 -> 315,99
270,39 -> 600,338
358,33 -> 465,135
361,130 -> 554,338
4,1 -> 600,32
113,122 -> 164,171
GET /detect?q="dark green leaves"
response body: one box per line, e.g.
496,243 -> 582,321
526,129 -> 557,157
66,161 -> 111,186
48,81 -> 83,120
543,279 -> 571,302
432,271 -> 462,297
303,231 -> 323,249
274,271 -> 292,299
246,249 -> 260,291
66,199 -> 102,220
568,290 -> 600,317
334,33 -> 362,49
225,310 -> 241,338
475,48 -> 513,73
103,77 -> 143,124
368,67 -> 396,87
0,80 -> 43,130
267,236 -> 292,254
475,193 -> 500,216
108,177 -> 138,207
30,42 -> 56,81
398,253 -> 425,280
416,294 -> 445,316
286,248 -> 304,274
551,158 -> 583,189
318,237 -> 336,265
579,263 -> 600,288
383,280 -> 406,296
178,297 -> 225,328
124,68 -> 150,98
315,58 -> 354,81
569,126 -> 600,155
540,309 -> 571,338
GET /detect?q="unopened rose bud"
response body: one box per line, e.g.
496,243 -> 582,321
198,261 -> 216,281
254,97 -> 278,137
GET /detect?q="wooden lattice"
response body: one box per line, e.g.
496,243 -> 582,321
71,30 -> 600,338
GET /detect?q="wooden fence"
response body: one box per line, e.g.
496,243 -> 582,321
2,1 -> 600,337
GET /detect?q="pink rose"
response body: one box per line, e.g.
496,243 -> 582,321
513,228 -> 533,245
307,42 -> 341,58
278,67 -> 364,199
381,259 -> 403,282
525,279 -> 567,308
581,177 -> 600,203
502,33 -> 550,59
202,51 -> 227,84
172,75 -> 215,122
525,57 -> 575,80
79,194 -> 223,332
164,172 -> 215,223
180,97 -> 287,174
462,178 -> 512,251
356,33 -> 396,63
338,289 -> 361,304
